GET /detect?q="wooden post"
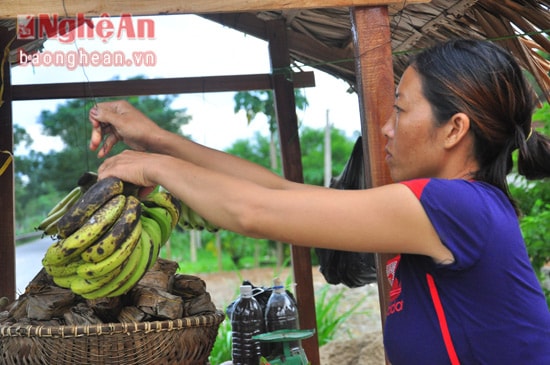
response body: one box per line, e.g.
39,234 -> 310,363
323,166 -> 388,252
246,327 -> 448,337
350,6 -> 395,362
0,27 -> 16,301
267,19 -> 321,365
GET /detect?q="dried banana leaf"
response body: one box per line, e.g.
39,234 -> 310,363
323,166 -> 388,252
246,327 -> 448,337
63,302 -> 103,325
132,287 -> 183,320
183,292 -> 217,317
170,274 -> 207,298
0,310 -> 12,325
149,258 -> 179,277
138,270 -> 171,291
86,296 -> 123,323
117,305 -> 149,323
23,268 -> 55,295
26,286 -> 76,321
7,295 -> 28,321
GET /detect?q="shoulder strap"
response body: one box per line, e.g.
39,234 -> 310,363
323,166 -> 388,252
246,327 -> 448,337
426,273 -> 460,365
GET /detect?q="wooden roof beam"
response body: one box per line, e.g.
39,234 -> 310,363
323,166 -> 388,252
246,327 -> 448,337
11,72 -> 316,101
0,0 -> 430,19
202,13 -> 355,78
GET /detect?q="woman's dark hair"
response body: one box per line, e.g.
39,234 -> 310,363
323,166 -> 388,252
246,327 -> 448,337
409,39 -> 550,212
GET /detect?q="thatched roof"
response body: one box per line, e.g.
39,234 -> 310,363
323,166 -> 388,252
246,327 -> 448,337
3,0 -> 550,99
204,0 -> 550,99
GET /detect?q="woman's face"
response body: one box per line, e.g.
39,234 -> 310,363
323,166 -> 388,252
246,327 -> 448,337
382,66 -> 446,182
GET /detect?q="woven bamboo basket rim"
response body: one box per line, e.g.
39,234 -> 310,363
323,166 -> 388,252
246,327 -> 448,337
0,310 -> 225,339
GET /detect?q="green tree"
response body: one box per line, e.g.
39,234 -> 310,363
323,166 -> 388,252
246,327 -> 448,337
37,95 -> 190,192
233,89 -> 308,171
233,89 -> 309,267
510,102 -> 550,304
14,93 -> 191,232
299,126 -> 359,186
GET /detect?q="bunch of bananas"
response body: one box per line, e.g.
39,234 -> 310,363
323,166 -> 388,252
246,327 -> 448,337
178,200 -> 219,232
39,176 -> 181,300
36,171 -> 99,236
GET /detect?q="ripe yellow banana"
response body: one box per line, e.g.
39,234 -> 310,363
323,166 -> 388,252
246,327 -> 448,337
140,215 -> 163,270
57,177 -> 124,238
108,229 -> 155,297
43,259 -> 83,278
142,191 -> 181,229
80,230 -> 144,299
70,265 -> 123,295
76,220 -> 142,279
142,205 -> 172,244
42,194 -> 127,266
81,195 -> 142,263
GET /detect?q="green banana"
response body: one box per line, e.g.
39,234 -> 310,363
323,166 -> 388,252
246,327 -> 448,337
76,220 -> 142,279
81,195 -> 142,263
188,208 -> 207,230
56,177 -> 124,239
42,194 -> 127,266
203,218 -> 220,233
53,274 -> 80,289
70,265 -> 123,295
142,191 -> 181,229
43,259 -> 83,278
80,230 -> 145,299
107,229 -> 155,297
45,186 -> 83,218
140,215 -> 162,270
177,201 -> 192,230
42,211 -> 65,236
142,205 -> 172,244
37,187 -> 83,235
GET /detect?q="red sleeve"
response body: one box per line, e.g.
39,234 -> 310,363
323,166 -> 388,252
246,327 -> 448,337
401,178 -> 430,199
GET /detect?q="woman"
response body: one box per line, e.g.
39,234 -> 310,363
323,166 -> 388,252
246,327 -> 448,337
89,39 -> 550,364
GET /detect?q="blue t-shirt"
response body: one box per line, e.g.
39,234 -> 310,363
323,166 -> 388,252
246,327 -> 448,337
383,178 -> 550,364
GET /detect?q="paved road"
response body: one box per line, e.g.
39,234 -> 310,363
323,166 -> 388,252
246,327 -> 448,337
15,237 -> 56,295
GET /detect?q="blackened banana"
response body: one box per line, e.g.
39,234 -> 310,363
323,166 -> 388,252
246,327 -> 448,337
81,195 -> 142,263
56,177 -> 124,238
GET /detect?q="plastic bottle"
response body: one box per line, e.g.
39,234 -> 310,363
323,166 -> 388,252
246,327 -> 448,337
264,277 -> 300,357
231,285 -> 265,365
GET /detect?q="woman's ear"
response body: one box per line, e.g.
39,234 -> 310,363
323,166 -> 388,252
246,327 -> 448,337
443,112 -> 471,149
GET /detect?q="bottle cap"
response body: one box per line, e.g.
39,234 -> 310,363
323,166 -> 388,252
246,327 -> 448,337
272,277 -> 285,292
240,285 -> 253,297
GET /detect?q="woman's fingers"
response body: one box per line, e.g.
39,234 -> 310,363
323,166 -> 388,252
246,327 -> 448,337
89,120 -> 104,152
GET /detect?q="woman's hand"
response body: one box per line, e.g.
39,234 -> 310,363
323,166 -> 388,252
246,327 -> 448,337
98,149 -> 160,187
89,100 -> 162,158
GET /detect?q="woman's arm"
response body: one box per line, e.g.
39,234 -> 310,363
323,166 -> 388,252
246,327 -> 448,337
90,100 -> 303,190
98,150 -> 453,263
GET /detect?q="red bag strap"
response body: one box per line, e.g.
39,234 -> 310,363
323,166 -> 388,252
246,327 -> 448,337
426,273 -> 460,365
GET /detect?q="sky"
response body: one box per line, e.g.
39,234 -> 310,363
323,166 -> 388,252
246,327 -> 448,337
11,14 -> 362,155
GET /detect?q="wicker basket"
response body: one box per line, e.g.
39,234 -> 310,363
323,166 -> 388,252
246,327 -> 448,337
0,311 -> 225,365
